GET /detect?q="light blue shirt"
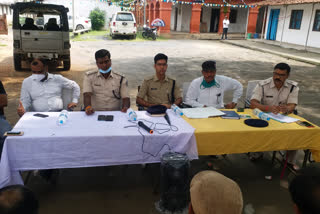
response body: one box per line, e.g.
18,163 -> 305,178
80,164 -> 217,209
20,73 -> 80,112
185,75 -> 243,108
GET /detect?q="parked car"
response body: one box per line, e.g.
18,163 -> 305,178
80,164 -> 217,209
109,12 -> 137,39
68,15 -> 91,31
11,2 -> 71,71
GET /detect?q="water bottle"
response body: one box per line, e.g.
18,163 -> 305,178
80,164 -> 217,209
253,108 -> 270,121
171,104 -> 183,116
127,108 -> 137,121
57,110 -> 69,125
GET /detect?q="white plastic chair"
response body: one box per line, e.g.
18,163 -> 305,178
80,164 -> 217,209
245,80 -> 260,108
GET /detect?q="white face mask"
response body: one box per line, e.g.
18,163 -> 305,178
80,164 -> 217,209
32,74 -> 46,81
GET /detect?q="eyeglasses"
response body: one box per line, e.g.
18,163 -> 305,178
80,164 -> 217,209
273,72 -> 287,77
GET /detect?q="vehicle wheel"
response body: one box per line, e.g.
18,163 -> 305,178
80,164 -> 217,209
63,57 -> 71,71
75,24 -> 84,31
152,34 -> 156,40
14,54 -> 22,71
142,32 -> 147,39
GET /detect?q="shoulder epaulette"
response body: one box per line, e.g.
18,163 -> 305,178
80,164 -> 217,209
85,70 -> 97,76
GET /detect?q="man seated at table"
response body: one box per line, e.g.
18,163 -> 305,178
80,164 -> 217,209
17,58 -> 80,116
185,60 -> 243,109
136,53 -> 182,109
0,185 -> 39,214
83,49 -> 130,115
189,170 -> 243,214
0,80 -> 12,159
249,63 -> 299,165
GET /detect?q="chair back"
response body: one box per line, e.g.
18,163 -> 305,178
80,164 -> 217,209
62,88 -> 73,110
245,80 -> 260,108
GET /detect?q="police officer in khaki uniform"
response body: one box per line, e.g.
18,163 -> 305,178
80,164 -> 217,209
136,53 -> 182,109
250,62 -> 299,114
250,63 -> 299,165
83,49 -> 130,115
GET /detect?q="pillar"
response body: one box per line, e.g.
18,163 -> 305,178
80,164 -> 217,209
190,4 -> 201,34
218,6 -> 230,34
247,7 -> 259,34
150,3 -> 155,26
159,2 -> 172,33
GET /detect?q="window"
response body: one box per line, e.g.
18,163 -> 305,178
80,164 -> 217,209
229,9 -> 237,23
116,13 -> 133,21
289,10 -> 303,29
313,10 -> 320,31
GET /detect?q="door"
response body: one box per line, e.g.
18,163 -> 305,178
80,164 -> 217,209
267,9 -> 280,40
210,9 -> 220,33
174,8 -> 178,31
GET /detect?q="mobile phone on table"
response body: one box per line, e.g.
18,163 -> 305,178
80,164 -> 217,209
98,115 -> 114,121
33,113 -> 49,118
4,131 -> 24,136
296,121 -> 315,128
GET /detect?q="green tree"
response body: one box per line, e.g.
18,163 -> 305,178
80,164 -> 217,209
89,8 -> 106,31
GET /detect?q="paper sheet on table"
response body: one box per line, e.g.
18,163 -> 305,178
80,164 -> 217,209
267,113 -> 300,123
182,107 -> 225,119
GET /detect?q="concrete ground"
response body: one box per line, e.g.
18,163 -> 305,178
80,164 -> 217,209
1,32 -> 320,214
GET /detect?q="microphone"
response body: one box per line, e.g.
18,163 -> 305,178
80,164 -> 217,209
138,121 -> 154,134
164,113 -> 171,126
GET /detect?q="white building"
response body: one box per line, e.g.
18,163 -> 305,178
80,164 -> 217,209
260,0 -> 320,48
0,0 -> 15,24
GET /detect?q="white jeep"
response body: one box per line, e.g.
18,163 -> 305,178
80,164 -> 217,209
11,2 -> 71,71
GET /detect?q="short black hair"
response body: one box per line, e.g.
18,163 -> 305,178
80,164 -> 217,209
0,185 -> 39,214
95,49 -> 111,60
289,166 -> 320,214
202,61 -> 216,71
154,53 -> 168,64
274,63 -> 291,74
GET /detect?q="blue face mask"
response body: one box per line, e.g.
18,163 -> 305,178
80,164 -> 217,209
99,67 -> 112,74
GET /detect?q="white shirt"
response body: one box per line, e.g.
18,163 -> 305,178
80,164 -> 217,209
185,75 -> 243,108
223,19 -> 230,28
20,73 -> 80,112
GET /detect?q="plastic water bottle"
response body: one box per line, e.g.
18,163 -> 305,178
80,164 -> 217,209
171,104 -> 183,116
253,108 -> 270,121
127,108 -> 137,121
57,110 -> 69,125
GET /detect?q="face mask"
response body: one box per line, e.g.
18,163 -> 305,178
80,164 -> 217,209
201,78 -> 216,89
32,74 -> 46,81
99,67 -> 112,74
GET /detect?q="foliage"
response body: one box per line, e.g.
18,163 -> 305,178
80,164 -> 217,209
89,8 -> 106,31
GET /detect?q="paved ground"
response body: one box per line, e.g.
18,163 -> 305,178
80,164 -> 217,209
1,32 -> 320,214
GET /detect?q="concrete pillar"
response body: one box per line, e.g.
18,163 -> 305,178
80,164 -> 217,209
218,6 -> 230,34
190,4 -> 201,34
159,2 -> 172,33
247,7 -> 259,34
150,3 -> 155,26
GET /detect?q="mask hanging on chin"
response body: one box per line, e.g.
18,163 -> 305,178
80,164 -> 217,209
32,74 -> 46,81
99,67 -> 112,74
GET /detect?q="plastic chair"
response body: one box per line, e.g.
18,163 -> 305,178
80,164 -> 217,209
245,80 -> 260,108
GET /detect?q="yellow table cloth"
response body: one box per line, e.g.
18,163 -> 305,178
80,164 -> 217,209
183,109 -> 320,161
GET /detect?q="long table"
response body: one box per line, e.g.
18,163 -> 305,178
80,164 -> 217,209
0,111 -> 197,188
183,109 -> 320,161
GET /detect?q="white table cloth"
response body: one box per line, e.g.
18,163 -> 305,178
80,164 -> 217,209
0,110 -> 197,188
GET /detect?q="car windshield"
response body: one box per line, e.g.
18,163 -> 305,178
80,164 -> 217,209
116,13 -> 133,21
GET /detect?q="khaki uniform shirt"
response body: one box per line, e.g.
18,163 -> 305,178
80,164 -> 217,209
137,75 -> 182,105
251,77 -> 299,106
83,70 -> 129,111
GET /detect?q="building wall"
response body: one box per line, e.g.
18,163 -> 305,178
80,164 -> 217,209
307,3 -> 320,47
228,8 -> 248,33
0,4 -> 13,24
265,3 -> 320,48
44,0 -> 121,27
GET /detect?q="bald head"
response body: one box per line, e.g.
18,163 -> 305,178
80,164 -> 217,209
0,185 -> 38,214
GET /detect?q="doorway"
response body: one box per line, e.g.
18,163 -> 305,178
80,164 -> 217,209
210,8 -> 220,32
267,9 -> 280,40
